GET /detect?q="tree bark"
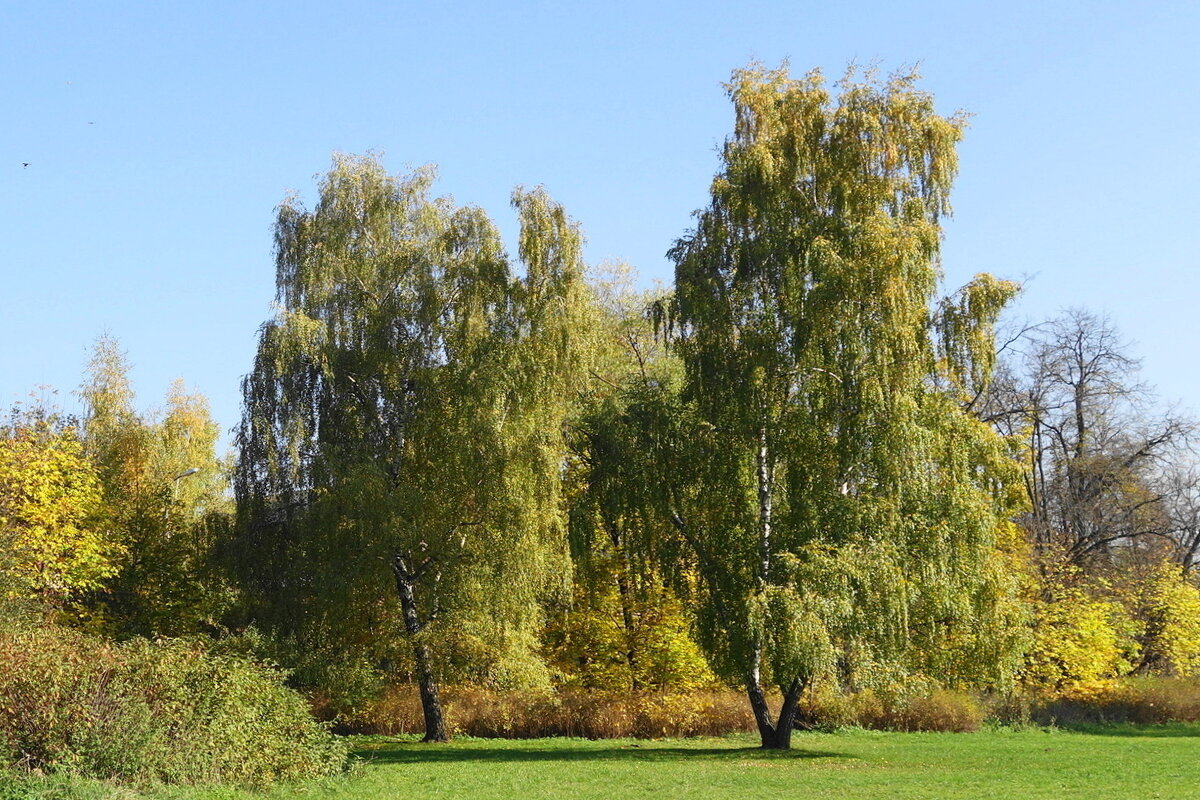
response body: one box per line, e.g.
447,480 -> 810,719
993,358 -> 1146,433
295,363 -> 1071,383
756,424 -> 773,586
605,518 -> 640,688
747,673 -> 804,749
394,557 -> 449,742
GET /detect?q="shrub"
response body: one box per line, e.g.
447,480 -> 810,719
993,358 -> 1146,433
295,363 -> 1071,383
795,686 -> 984,733
343,684 -> 756,738
1135,564 -> 1200,676
1022,581 -> 1140,690
0,621 -> 348,786
1030,677 -> 1200,726
880,689 -> 985,732
347,682 -> 984,738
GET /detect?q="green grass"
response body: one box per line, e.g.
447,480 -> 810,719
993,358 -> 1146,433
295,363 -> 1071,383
14,725 -> 1200,799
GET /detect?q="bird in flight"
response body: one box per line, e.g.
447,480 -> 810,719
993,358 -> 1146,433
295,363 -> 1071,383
21,163 -> 30,168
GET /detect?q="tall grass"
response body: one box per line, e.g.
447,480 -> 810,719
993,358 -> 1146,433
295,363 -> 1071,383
1030,677 -> 1200,726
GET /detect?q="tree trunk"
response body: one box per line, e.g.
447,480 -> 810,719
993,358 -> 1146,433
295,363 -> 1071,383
747,669 -> 804,749
605,518 -> 640,688
412,640 -> 448,742
749,423 -> 803,749
394,559 -> 449,742
756,424 -> 773,586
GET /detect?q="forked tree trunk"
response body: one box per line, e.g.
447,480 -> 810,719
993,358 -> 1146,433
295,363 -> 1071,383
394,560 -> 449,742
748,674 -> 804,749
749,423 -> 803,748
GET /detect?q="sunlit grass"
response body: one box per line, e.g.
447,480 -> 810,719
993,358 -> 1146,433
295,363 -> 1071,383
16,725 -> 1200,799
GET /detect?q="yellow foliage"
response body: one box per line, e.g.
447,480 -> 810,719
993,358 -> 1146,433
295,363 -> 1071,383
544,557 -> 715,692
0,420 -> 120,600
1137,563 -> 1200,676
1022,584 -> 1137,690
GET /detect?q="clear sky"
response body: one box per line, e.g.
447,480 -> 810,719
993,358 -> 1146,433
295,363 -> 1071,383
3,1 -> 1197,450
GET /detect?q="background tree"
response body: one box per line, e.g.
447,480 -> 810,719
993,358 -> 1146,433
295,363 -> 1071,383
235,154 -> 591,741
654,64 -> 1024,748
78,336 -> 231,636
548,264 -> 713,692
983,310 -> 1193,570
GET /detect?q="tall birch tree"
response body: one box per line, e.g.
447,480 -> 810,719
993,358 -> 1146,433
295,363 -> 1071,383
659,65 -> 1024,748
235,155 -> 589,742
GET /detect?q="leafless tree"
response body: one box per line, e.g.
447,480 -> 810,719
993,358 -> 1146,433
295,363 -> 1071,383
983,309 -> 1194,570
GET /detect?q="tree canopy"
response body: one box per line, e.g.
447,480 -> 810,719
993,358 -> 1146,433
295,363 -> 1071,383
653,64 -> 1024,748
235,154 -> 592,740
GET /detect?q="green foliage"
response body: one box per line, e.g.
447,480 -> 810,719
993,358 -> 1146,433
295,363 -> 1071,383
646,62 -> 1024,745
0,621 -> 347,786
935,273 -> 1021,402
235,154 -> 594,738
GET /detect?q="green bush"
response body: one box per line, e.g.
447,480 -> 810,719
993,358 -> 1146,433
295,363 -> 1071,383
0,622 -> 347,786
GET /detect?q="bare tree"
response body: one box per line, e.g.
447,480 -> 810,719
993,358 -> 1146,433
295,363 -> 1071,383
985,309 -> 1194,569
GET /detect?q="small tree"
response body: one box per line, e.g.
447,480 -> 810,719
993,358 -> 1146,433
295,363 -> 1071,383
0,406 -> 117,605
235,155 -> 590,741
78,337 -> 231,637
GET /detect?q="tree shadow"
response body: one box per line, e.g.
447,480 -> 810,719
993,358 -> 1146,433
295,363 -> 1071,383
352,740 -> 853,766
1059,722 -> 1200,738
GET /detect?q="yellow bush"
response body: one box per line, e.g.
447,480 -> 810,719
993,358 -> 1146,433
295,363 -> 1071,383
1022,586 -> 1137,689
1138,563 -> 1200,676
342,684 -> 755,738
0,423 -> 120,601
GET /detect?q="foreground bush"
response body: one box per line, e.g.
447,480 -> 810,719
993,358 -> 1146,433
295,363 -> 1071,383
0,623 -> 348,786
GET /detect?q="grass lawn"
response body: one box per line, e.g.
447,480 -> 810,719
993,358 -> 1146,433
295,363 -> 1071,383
22,725 -> 1200,799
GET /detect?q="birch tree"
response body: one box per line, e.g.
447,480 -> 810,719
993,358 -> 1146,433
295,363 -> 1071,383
235,154 -> 590,741
658,64 -> 1024,748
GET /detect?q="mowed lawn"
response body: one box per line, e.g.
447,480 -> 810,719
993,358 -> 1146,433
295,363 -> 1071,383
249,725 -> 1200,800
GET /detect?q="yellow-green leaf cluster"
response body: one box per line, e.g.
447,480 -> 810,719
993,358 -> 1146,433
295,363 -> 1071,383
0,421 -> 120,601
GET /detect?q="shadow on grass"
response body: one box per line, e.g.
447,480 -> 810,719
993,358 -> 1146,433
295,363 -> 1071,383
1059,722 -> 1200,738
352,741 -> 853,766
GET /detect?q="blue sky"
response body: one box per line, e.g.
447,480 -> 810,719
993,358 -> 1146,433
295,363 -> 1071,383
3,1 -> 1197,449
